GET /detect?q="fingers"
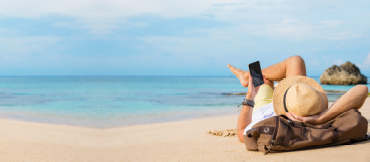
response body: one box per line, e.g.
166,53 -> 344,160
248,73 -> 253,87
290,112 -> 301,120
286,113 -> 298,121
286,113 -> 293,120
287,112 -> 303,122
261,74 -> 266,84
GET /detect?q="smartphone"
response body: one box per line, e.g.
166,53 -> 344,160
248,61 -> 264,87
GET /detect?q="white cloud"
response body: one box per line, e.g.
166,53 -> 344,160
0,0 -> 244,34
320,21 -> 343,27
263,20 -> 313,40
326,32 -> 363,40
332,59 -> 344,65
356,53 -> 370,68
365,53 -> 370,65
0,0 -> 368,39
0,36 -> 61,56
310,48 -> 322,51
312,60 -> 320,66
0,0 -> 239,19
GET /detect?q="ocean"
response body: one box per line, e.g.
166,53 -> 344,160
0,76 -> 368,127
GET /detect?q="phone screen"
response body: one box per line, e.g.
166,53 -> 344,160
249,61 -> 262,75
248,61 -> 264,87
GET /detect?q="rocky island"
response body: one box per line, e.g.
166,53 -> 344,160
320,61 -> 367,85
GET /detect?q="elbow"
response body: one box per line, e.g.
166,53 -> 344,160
237,130 -> 245,143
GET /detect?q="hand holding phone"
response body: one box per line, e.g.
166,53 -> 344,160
248,61 -> 264,87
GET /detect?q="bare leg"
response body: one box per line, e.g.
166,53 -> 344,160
228,55 -> 306,87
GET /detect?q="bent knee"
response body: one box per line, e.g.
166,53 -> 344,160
355,85 -> 369,95
288,55 -> 304,63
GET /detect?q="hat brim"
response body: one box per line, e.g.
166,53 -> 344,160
273,75 -> 328,116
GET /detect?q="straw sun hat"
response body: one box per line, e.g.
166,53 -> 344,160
273,75 -> 328,117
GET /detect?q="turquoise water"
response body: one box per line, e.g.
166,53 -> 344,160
0,76 -> 368,127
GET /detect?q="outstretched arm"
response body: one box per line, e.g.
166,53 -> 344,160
287,85 -> 369,125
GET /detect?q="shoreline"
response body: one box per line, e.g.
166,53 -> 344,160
224,90 -> 348,95
0,106 -> 241,129
0,94 -> 344,128
0,100 -> 346,129
0,98 -> 369,161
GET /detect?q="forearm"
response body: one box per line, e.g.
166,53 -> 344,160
237,94 -> 254,143
316,85 -> 368,124
317,103 -> 363,125
316,110 -> 337,125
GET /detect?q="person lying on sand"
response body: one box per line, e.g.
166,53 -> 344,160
228,55 -> 369,143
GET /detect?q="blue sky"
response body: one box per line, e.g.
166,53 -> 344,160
0,0 -> 369,77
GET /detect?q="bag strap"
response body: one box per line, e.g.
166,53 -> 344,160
283,126 -> 293,146
274,119 -> 291,145
327,125 -> 339,143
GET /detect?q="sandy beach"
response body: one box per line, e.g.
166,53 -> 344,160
0,98 -> 369,161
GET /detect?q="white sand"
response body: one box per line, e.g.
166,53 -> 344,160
1,98 -> 370,161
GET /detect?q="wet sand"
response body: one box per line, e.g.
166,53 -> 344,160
1,98 -> 369,161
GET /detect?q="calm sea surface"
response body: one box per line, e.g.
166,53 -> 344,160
0,76 -> 368,127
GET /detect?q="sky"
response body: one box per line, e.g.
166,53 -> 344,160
0,0 -> 369,77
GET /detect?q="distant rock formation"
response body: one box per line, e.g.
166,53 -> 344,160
320,61 -> 367,85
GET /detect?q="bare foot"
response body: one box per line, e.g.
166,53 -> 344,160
228,64 -> 249,87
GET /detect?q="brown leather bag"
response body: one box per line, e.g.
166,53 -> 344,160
244,109 -> 368,154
